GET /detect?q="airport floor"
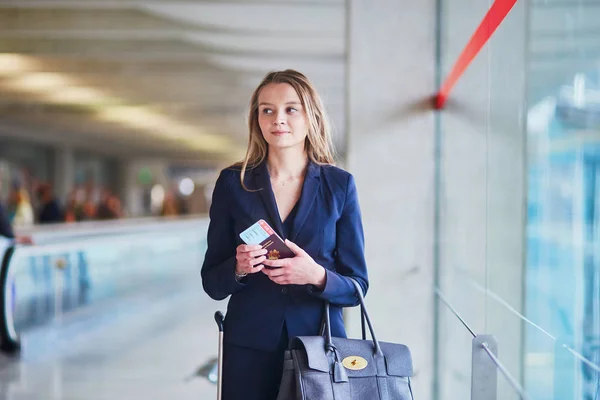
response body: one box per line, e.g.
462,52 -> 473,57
0,277 -> 220,400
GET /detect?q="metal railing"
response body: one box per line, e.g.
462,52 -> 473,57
435,287 -> 529,400
459,271 -> 600,400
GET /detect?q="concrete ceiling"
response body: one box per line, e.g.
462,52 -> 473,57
0,0 -> 347,164
2,0 -> 594,163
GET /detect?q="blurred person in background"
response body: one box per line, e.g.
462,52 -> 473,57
6,185 -> 18,221
36,183 -> 63,224
64,190 -> 81,223
178,194 -> 189,215
81,198 -> 97,221
160,191 -> 180,217
96,188 -> 114,220
0,175 -> 32,244
11,187 -> 35,228
84,178 -> 101,205
107,195 -> 124,219
0,176 -> 14,239
97,189 -> 124,220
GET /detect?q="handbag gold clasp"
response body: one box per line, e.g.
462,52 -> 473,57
342,356 -> 368,370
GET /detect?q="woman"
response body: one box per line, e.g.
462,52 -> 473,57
11,188 -> 34,227
201,69 -> 368,400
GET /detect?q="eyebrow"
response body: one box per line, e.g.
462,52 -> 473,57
258,102 -> 302,106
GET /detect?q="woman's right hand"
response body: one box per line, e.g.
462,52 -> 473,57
235,244 -> 267,275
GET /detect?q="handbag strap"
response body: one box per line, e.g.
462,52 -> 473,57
349,278 -> 383,357
361,303 -> 367,341
320,294 -> 365,339
323,300 -> 335,353
321,277 -> 383,357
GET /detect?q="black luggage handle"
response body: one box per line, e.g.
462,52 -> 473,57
214,311 -> 224,332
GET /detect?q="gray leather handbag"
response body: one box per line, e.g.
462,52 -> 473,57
276,279 -> 414,400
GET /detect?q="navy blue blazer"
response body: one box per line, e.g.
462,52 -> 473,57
201,161 -> 369,351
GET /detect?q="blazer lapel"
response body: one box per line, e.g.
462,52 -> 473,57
252,162 -> 285,238
290,162 -> 321,242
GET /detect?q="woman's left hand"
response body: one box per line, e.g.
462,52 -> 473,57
262,239 -> 327,288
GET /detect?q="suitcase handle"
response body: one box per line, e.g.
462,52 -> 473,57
214,311 -> 225,400
214,311 -> 224,332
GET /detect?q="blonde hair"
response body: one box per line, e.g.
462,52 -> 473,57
237,69 -> 335,190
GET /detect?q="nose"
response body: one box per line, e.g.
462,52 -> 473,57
273,110 -> 287,126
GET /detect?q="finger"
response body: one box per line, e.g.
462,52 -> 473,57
249,256 -> 266,267
238,251 -> 261,265
248,264 -> 264,274
241,254 -> 265,267
262,269 -> 287,283
263,259 -> 287,268
285,239 -> 307,256
239,244 -> 263,253
261,267 -> 283,276
270,275 -> 290,285
239,260 -> 263,275
248,248 -> 268,258
264,267 -> 286,277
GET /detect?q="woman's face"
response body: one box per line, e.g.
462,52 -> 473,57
257,83 -> 308,152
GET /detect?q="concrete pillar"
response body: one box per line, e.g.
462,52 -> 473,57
113,158 -> 132,216
121,160 -> 144,218
346,1 -> 437,398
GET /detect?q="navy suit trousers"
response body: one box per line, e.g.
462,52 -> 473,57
222,326 -> 289,400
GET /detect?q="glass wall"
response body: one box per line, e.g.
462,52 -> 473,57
437,0 -> 600,399
525,1 -> 600,399
3,218 -> 206,339
436,0 -> 528,399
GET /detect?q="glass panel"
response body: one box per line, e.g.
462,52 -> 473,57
437,0 -> 492,397
437,0 -> 528,398
2,219 -> 206,337
485,2 -> 528,399
525,0 -> 600,398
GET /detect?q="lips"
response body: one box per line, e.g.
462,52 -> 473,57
271,131 -> 289,135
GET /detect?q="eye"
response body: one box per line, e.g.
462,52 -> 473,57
287,107 -> 298,114
261,108 -> 273,115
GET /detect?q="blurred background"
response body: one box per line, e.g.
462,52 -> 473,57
0,0 -> 598,399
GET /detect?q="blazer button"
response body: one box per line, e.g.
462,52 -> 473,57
281,288 -> 289,295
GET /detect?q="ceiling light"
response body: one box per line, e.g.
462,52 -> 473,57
6,72 -> 71,92
45,87 -> 111,106
179,178 -> 195,196
95,106 -> 233,153
0,56 -> 241,156
0,54 -> 38,76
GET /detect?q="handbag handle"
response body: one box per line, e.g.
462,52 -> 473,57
360,303 -> 367,341
319,286 -> 365,339
322,278 -> 383,357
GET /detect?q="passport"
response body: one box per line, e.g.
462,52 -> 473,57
239,219 -> 294,266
